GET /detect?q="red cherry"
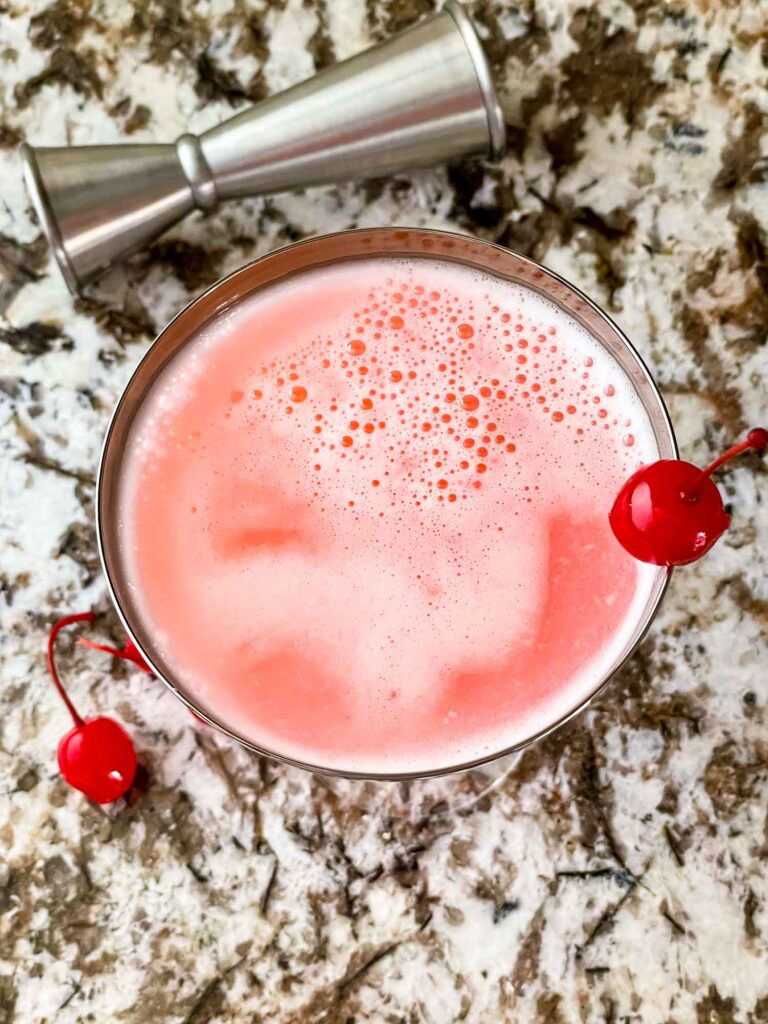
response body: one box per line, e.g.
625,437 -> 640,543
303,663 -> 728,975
58,717 -> 137,804
610,428 -> 767,566
47,613 -> 138,803
610,460 -> 729,565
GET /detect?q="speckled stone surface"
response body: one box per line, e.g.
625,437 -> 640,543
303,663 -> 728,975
1,1 -> 767,1021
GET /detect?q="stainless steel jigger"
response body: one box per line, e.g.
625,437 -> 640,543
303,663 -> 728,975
20,1 -> 504,294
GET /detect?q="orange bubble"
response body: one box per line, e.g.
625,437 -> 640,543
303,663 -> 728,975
552,411 -> 564,422
251,389 -> 263,399
437,479 -> 448,489
467,416 -> 479,428
476,464 -> 487,474
290,385 -> 308,403
364,423 -> 375,433
506,443 -> 516,453
347,339 -> 367,356
457,323 -> 474,339
390,316 -> 404,330
361,398 -> 373,410
479,387 -> 491,398
390,370 -> 403,383
341,436 -> 353,447
461,395 -> 479,411
463,438 -> 475,448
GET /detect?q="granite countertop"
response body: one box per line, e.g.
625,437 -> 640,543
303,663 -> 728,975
1,0 -> 767,1021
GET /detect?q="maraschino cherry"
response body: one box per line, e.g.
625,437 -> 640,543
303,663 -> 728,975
47,612 -> 139,803
610,428 -> 768,566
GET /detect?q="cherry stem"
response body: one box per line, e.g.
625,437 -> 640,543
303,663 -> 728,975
684,425 -> 765,501
77,636 -> 154,674
700,439 -> 757,480
47,612 -> 94,727
77,638 -> 130,659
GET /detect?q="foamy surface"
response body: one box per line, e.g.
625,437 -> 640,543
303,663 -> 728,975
118,257 -> 662,773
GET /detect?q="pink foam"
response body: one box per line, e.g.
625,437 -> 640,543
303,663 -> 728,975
119,258 -> 660,772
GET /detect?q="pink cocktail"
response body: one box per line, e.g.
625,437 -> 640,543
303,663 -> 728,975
99,230 -> 673,776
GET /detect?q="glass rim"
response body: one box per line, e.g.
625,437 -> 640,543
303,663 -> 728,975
96,226 -> 677,780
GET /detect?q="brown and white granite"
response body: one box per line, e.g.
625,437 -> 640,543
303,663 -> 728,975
1,0 -> 767,1021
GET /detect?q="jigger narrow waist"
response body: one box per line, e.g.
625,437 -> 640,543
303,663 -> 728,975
175,134 -> 218,212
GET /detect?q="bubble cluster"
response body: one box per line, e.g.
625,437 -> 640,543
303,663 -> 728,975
236,270 -> 638,515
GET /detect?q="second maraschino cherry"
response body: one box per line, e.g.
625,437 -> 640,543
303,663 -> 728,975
48,612 -> 139,804
610,427 -> 767,566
